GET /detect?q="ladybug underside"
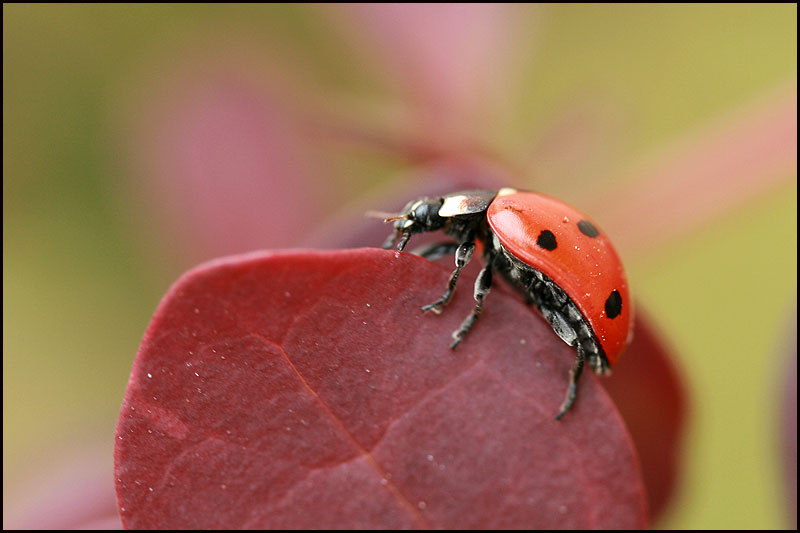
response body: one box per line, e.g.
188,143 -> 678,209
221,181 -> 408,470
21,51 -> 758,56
493,240 -> 610,376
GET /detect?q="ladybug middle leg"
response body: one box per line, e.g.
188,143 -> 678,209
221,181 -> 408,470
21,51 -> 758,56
449,259 -> 494,349
421,240 -> 476,314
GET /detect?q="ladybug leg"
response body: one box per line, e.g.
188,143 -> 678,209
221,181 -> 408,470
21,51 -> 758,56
421,240 -> 476,314
555,343 -> 586,420
449,262 -> 493,349
411,241 -> 459,261
381,229 -> 400,249
382,229 -> 412,251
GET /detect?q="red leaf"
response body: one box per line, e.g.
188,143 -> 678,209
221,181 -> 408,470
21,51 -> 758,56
115,249 -> 647,529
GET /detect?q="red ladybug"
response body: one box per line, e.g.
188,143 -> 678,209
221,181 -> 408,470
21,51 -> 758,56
379,187 -> 633,419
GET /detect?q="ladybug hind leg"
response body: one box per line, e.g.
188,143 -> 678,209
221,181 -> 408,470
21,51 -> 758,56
555,343 -> 586,420
421,240 -> 476,314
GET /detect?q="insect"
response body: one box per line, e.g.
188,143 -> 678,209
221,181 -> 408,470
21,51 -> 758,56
377,187 -> 633,419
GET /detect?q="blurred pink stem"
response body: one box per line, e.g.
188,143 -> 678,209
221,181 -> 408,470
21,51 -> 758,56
584,81 -> 797,256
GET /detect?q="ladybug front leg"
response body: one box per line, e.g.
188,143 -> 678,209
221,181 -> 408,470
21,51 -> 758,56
449,262 -> 493,349
421,240 -> 476,314
382,228 -> 414,252
555,343 -> 586,420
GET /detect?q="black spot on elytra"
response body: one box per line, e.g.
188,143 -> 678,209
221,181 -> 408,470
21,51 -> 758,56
578,220 -> 599,238
537,230 -> 557,251
605,290 -> 622,319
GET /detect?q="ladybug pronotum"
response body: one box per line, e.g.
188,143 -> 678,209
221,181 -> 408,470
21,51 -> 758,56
378,187 -> 633,419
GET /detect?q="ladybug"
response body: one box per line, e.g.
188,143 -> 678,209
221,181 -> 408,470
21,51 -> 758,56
378,187 -> 633,419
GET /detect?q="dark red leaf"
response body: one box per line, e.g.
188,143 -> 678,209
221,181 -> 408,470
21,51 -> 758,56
115,249 -> 647,529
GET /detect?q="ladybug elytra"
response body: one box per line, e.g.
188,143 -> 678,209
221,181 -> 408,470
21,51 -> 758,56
378,187 -> 633,419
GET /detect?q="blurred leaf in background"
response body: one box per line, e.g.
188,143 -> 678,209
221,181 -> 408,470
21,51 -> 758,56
3,3 -> 796,529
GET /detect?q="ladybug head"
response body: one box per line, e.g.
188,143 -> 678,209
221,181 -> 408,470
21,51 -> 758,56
374,197 -> 446,251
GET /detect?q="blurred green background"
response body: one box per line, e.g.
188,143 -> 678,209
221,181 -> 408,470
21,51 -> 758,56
3,4 -> 796,529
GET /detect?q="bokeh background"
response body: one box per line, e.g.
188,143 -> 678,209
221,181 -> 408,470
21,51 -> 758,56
3,4 -> 796,529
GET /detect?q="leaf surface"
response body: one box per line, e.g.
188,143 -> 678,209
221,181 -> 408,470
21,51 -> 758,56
115,249 -> 647,529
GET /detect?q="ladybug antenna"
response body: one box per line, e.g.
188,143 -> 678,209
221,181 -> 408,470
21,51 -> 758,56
365,210 -> 409,223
